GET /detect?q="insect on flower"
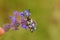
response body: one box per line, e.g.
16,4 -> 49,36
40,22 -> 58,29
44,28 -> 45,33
2,9 -> 37,32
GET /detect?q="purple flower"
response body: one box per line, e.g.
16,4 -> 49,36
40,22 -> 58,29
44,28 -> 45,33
14,21 -> 20,27
21,24 -> 27,29
20,12 -> 24,16
21,17 -> 25,21
24,10 -> 30,16
11,21 -> 20,30
12,17 -> 16,22
9,16 -> 13,20
10,17 -> 17,23
13,11 -> 18,16
21,17 -> 27,29
3,24 -> 11,32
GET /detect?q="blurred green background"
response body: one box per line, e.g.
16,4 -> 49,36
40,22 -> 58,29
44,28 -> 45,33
0,0 -> 60,40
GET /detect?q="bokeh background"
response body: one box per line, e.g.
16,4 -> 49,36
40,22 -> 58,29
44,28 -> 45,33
0,0 -> 60,40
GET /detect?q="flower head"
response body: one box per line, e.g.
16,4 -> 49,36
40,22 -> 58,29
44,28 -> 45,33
24,10 -> 30,16
13,11 -> 18,16
21,25 -> 27,29
20,12 -> 24,16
